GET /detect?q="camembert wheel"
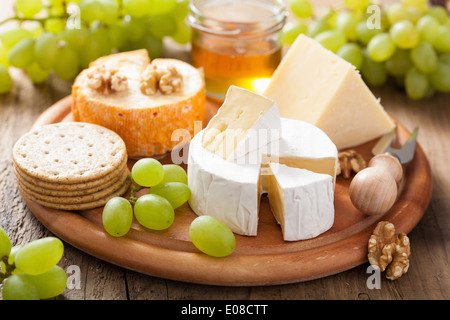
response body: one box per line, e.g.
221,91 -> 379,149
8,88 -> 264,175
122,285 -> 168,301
72,49 -> 206,158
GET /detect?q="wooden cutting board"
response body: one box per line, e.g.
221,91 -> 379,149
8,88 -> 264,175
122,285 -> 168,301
20,96 -> 432,286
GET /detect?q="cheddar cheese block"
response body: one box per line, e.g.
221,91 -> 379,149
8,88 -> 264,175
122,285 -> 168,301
264,34 -> 395,150
72,49 -> 206,158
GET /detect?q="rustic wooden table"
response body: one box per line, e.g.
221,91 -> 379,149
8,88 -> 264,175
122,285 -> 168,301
0,0 -> 449,301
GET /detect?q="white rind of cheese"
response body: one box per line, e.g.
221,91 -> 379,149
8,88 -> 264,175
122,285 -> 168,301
202,85 -> 281,161
188,130 -> 261,236
188,117 -> 338,239
268,163 -> 334,241
264,34 -> 395,150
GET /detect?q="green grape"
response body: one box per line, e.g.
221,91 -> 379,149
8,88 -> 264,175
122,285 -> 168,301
35,32 -> 58,69
355,20 -> 382,46
60,27 -> 90,50
402,0 -> 427,12
0,27 -> 33,49
2,275 -> 39,300
14,237 -> 64,275
7,245 -> 24,275
416,15 -> 440,44
281,20 -> 307,45
22,265 -> 67,299
306,19 -> 331,38
390,20 -> 419,49
134,194 -> 175,230
44,18 -> 66,34
343,0 -> 369,11
159,164 -> 188,184
0,42 -> 9,67
132,158 -> 164,187
26,62 -> 51,84
440,52 -> 450,66
426,6 -> 449,24
189,215 -> 236,258
15,0 -> 44,18
405,67 -> 429,99
336,43 -> 363,69
289,0 -> 313,19
91,27 -> 114,56
130,35 -> 163,59
386,3 -> 409,25
314,29 -> 346,53
367,33 -> 396,62
410,42 -> 438,73
148,15 -> 177,38
361,49 -> 387,86
28,21 -> 44,39
108,24 -> 127,49
78,33 -> 101,68
148,182 -> 190,209
122,0 -> 151,18
171,20 -> 191,45
429,62 -> 450,92
102,197 -> 133,237
385,49 -> 412,76
0,65 -> 12,94
172,0 -> 189,20
49,3 -> 65,16
433,26 -> 450,53
148,0 -> 177,17
0,226 -> 11,259
53,42 -> 80,80
405,6 -> 422,23
79,0 -> 119,25
335,11 -> 359,41
121,17 -> 146,42
7,38 -> 35,69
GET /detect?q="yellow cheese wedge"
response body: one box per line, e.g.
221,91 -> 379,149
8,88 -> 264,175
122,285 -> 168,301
72,49 -> 206,158
264,34 -> 395,150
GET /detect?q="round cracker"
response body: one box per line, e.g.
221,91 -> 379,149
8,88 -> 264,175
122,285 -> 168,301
13,160 -> 127,192
13,122 -> 127,184
19,178 -> 131,211
14,164 -> 128,195
18,169 -> 130,203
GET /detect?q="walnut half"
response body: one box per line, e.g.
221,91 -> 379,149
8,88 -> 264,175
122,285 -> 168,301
140,63 -> 183,96
86,65 -> 128,94
337,150 -> 367,179
368,221 -> 411,280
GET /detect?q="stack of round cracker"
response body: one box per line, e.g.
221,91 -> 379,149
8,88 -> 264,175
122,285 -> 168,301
13,122 -> 131,211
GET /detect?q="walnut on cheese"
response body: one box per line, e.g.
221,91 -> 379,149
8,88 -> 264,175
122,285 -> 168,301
140,63 -> 183,96
368,221 -> 411,280
86,65 -> 128,93
337,150 -> 367,179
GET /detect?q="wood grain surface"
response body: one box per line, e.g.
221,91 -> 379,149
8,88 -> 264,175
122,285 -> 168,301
0,0 -> 449,300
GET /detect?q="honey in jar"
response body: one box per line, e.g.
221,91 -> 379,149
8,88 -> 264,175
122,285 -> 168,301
188,0 -> 287,101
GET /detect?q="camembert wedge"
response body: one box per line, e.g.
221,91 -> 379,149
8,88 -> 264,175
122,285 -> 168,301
267,163 -> 334,241
202,85 -> 281,161
264,34 -> 395,150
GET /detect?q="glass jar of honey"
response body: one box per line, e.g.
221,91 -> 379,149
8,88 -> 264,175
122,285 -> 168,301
188,0 -> 287,101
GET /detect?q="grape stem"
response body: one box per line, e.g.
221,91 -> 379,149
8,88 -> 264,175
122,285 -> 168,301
0,255 -> 16,282
128,176 -> 144,206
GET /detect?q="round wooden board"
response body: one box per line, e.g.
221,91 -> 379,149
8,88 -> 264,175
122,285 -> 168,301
20,96 -> 432,286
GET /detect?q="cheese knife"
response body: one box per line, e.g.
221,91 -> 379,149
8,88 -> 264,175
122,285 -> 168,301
349,126 -> 419,215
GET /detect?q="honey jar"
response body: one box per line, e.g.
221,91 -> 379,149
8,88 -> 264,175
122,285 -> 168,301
188,0 -> 287,101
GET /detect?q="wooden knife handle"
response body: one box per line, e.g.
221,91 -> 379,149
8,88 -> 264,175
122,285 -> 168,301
349,153 -> 403,215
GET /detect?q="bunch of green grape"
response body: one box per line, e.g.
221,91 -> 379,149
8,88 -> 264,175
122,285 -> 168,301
282,0 -> 450,100
0,227 -> 67,300
102,159 -> 235,258
0,0 -> 191,94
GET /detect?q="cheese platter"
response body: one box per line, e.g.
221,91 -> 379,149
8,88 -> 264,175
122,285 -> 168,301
18,92 -> 432,286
